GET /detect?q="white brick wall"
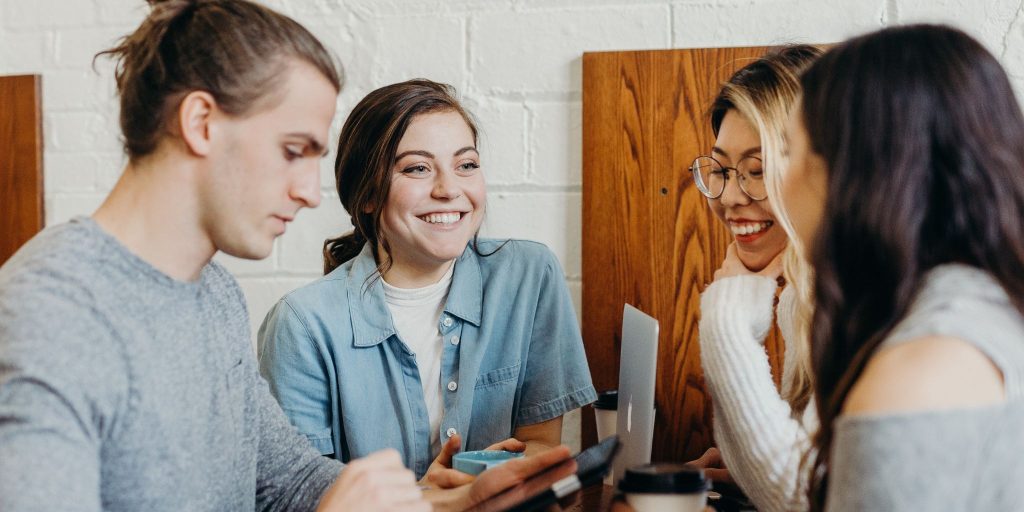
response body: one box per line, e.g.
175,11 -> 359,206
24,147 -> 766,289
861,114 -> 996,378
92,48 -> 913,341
3,0 -> 1023,453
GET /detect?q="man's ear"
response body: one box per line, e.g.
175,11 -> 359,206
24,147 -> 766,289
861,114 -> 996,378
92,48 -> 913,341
178,90 -> 218,157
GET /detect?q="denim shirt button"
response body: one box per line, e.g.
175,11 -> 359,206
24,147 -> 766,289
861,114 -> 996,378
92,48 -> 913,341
446,427 -> 457,438
450,335 -> 460,345
447,381 -> 458,391
442,316 -> 453,328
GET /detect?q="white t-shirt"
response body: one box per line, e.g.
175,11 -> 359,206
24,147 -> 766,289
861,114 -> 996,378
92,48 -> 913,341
382,264 -> 454,457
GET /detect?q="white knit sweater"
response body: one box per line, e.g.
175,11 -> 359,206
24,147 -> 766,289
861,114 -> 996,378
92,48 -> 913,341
699,275 -> 817,512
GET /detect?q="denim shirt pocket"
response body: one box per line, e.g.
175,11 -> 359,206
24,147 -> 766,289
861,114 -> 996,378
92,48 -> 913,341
470,362 -> 521,445
475,362 -> 521,389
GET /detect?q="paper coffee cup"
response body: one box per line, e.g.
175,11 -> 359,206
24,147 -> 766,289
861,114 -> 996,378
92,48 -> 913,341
619,463 -> 710,512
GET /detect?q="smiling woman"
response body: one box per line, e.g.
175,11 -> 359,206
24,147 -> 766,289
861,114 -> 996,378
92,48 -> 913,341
256,79 -> 597,486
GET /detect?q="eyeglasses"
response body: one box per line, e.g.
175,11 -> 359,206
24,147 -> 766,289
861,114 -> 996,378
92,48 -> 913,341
689,155 -> 767,201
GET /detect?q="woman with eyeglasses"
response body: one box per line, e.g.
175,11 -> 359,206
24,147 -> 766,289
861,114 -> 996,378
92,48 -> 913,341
685,45 -> 822,512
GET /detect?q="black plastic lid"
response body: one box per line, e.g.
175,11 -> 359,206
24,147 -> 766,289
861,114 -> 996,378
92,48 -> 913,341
593,389 -> 618,410
618,463 -> 710,494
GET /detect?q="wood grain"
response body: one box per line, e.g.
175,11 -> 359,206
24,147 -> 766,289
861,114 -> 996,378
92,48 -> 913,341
581,48 -> 785,462
0,75 -> 44,266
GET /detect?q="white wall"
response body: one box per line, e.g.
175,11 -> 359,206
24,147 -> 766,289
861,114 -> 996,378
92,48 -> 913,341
3,0 -> 1023,450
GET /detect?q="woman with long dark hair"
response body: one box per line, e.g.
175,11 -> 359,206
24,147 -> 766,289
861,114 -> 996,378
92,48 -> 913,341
257,79 -> 596,486
783,24 -> 1024,510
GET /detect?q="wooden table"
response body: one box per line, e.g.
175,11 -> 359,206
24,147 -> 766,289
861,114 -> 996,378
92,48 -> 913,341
566,484 -> 615,511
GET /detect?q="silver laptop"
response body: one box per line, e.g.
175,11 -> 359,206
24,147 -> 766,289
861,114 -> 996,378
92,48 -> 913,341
612,303 -> 659,484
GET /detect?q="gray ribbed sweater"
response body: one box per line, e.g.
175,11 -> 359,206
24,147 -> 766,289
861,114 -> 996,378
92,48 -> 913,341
827,264 -> 1024,511
0,217 -> 342,511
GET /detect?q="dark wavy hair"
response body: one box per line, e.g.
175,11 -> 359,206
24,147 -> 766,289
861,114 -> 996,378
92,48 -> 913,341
801,25 -> 1024,510
322,79 -> 480,276
96,0 -> 341,161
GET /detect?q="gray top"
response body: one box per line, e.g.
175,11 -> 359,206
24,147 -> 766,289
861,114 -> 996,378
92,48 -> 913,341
0,217 -> 342,511
828,264 -> 1024,511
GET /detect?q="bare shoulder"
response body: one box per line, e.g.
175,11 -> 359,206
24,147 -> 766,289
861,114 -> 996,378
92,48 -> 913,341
842,336 -> 1005,416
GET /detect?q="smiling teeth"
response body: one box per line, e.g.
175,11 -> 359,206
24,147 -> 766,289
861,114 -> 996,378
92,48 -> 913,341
422,213 -> 461,225
731,221 -> 772,236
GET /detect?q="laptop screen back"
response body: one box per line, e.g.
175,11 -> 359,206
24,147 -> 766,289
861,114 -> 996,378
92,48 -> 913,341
612,303 -> 659,484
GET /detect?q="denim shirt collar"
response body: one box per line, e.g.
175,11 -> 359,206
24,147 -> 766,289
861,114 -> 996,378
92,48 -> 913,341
346,242 -> 483,347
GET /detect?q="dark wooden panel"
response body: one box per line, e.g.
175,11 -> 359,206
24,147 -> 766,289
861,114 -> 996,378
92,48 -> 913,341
581,48 -> 785,462
0,75 -> 44,265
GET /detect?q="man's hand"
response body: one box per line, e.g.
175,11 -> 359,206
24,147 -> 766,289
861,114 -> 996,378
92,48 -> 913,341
317,449 -> 429,512
420,434 -> 527,489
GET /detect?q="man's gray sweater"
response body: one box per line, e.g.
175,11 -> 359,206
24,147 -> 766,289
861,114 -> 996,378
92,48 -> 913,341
0,217 -> 342,511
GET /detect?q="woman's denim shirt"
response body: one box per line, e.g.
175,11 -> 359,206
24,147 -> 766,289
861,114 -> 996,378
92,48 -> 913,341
257,239 -> 597,478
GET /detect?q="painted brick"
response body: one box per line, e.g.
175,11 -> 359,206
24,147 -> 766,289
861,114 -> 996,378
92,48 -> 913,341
46,192 -> 106,226
672,0 -> 885,47
567,280 -> 582,321
4,0 -> 98,29
46,112 -> 121,153
214,246 -> 279,277
562,407 -> 582,452
465,97 -> 528,185
43,68 -> 117,111
277,192 -> 353,273
897,0 -> 1021,54
0,31 -> 53,72
529,101 -> 582,187
334,0 -> 514,18
350,16 -> 466,88
1005,14 -> 1024,95
44,153 -> 98,192
470,6 -> 670,94
94,151 -> 129,190
55,27 -> 125,68
96,0 -> 148,27
236,277 -> 321,348
480,191 -> 581,278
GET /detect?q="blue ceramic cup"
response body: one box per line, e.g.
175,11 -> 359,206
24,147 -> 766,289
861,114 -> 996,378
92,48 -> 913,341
452,450 -> 526,476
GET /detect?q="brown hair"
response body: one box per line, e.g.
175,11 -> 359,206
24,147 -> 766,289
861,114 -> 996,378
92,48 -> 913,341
800,25 -> 1024,509
323,79 -> 478,276
96,0 -> 342,161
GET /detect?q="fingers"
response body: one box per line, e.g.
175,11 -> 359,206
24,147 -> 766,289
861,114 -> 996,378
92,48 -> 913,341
485,437 -> 526,453
435,434 -> 462,468
502,445 -> 572,481
427,468 -> 476,489
701,447 -> 723,467
714,243 -> 747,280
687,447 -> 719,468
703,467 -> 733,483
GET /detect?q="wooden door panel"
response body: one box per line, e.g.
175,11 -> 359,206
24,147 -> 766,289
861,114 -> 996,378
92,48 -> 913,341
0,75 -> 44,266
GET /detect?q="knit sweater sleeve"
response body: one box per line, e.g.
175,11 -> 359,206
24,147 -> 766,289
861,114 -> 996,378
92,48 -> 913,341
699,275 -> 811,512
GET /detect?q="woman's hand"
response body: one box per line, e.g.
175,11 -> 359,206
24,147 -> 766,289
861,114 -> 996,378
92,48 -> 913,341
686,446 -> 733,484
714,243 -> 784,282
317,449 -> 429,512
425,445 -> 574,512
420,434 -> 527,489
